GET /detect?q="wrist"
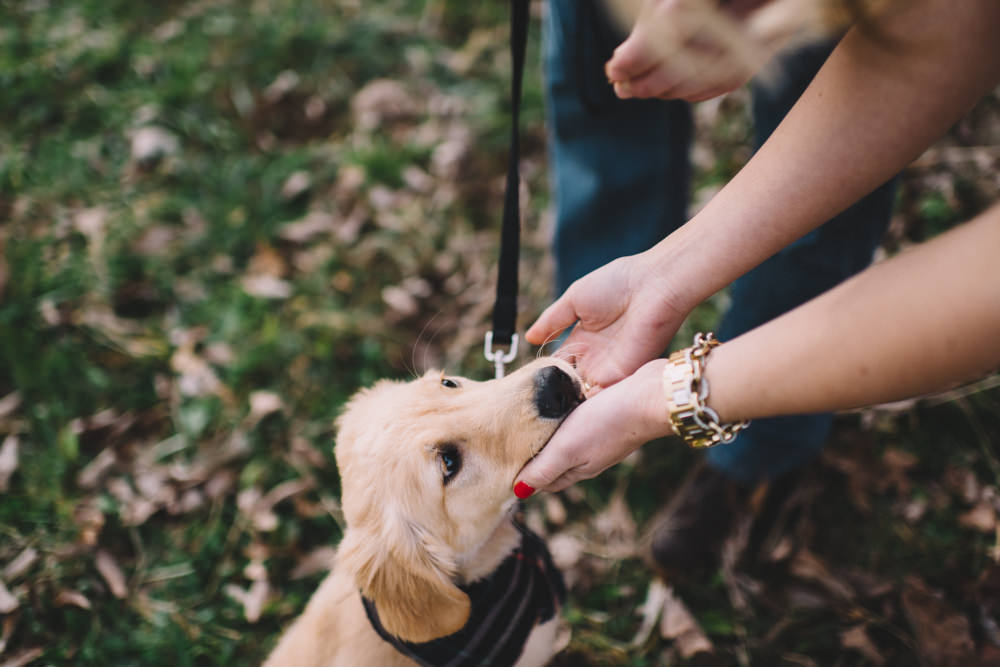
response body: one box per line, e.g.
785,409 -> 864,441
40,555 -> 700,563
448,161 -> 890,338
641,228 -> 712,317
629,359 -> 677,441
662,332 -> 750,448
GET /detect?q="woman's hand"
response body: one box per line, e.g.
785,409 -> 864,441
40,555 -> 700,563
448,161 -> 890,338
514,360 -> 673,494
526,252 -> 690,390
605,0 -> 773,102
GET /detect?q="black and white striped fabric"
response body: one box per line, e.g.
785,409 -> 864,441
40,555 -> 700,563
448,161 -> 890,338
362,522 -> 566,667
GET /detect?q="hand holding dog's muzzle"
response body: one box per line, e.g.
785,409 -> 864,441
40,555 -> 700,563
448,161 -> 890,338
514,359 -> 676,495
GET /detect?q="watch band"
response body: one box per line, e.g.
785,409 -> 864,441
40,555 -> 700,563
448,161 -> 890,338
663,332 -> 749,448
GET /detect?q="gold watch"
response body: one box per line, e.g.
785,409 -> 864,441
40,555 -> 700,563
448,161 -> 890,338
662,332 -> 749,448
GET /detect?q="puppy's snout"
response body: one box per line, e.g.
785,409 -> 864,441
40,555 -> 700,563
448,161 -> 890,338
533,366 -> 583,419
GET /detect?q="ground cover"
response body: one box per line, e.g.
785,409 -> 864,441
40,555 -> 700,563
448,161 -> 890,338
2,1 -> 1000,664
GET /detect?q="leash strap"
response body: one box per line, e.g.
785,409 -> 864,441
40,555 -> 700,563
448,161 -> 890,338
485,0 -> 530,379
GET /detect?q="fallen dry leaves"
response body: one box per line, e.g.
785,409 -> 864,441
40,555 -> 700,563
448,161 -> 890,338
902,576 -> 976,667
0,438 -> 17,494
95,549 -> 128,600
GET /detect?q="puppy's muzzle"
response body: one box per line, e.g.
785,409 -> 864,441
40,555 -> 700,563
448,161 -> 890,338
533,366 -> 584,419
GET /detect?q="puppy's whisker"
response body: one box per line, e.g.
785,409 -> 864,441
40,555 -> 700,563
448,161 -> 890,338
410,310 -> 443,378
535,327 -> 574,360
552,343 -> 587,364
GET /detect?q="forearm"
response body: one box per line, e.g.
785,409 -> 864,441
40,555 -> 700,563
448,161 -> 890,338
650,0 -> 1000,311
705,205 -> 1000,421
515,210 -> 1000,493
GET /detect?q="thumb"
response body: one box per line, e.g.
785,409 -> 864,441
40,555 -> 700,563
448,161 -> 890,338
605,29 -> 657,83
513,447 -> 571,499
525,295 -> 579,347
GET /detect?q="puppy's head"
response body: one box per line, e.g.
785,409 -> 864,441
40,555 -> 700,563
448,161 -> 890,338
334,357 -> 582,642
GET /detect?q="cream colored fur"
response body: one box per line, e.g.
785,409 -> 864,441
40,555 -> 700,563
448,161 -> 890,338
265,357 -> 579,667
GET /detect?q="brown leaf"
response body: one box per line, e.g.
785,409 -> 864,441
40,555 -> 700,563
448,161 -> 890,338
290,546 -> 337,580
76,447 -> 117,490
401,166 -> 433,193
263,70 -> 300,103
244,560 -> 268,582
0,647 -> 44,667
55,590 -> 93,611
901,576 -> 975,667
944,465 -> 983,504
117,490 -> 158,527
171,346 -> 225,398
789,549 -> 856,601
382,285 -> 419,317
0,614 -> 14,655
547,532 -> 584,573
0,241 -> 7,300
840,624 -> 885,666
95,549 -> 128,599
73,207 -> 108,242
0,580 -> 18,614
899,497 -> 929,524
204,469 -> 238,500
278,211 -> 335,244
248,391 -> 284,423
334,164 -> 365,201
592,489 -> 638,559
630,579 -> 669,647
0,393 -> 21,420
73,499 -> 105,546
883,447 -> 918,495
131,225 -> 177,257
3,547 -> 38,582
0,436 -> 18,493
660,586 -> 714,658
241,274 -> 292,300
238,477 -> 315,532
280,170 -> 312,200
960,499 -> 997,533
129,126 -> 179,163
351,79 -> 418,130
543,495 -> 567,527
224,580 -> 269,623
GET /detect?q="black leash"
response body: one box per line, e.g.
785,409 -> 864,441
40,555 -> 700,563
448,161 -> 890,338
484,0 -> 530,379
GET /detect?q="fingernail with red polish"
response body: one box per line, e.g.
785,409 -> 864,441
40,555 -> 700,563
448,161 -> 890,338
513,481 -> 535,499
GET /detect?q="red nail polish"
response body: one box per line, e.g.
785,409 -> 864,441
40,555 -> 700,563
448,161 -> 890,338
513,481 -> 535,499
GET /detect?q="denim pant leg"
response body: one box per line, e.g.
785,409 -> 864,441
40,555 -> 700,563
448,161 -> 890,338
705,43 -> 898,483
546,0 -> 693,295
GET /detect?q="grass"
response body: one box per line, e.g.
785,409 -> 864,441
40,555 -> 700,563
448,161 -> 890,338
2,1 -> 1000,665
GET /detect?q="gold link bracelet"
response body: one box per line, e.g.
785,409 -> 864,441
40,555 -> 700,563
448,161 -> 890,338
663,332 -> 750,448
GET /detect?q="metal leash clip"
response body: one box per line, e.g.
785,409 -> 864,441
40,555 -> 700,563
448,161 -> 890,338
484,331 -> 518,379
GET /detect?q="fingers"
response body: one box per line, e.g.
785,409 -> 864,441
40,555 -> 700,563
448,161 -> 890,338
542,470 -> 587,494
525,296 -> 578,346
605,30 -> 659,84
614,62 -> 682,100
513,446 -> 579,498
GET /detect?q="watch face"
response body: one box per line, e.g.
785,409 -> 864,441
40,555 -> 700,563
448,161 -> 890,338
672,388 -> 692,407
666,362 -> 689,383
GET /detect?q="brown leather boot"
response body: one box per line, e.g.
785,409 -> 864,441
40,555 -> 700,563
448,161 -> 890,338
647,462 -> 750,580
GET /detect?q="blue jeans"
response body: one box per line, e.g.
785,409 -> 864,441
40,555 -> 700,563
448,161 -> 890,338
545,0 -> 896,484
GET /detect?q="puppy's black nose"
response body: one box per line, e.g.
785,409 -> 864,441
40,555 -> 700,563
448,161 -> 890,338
534,366 -> 583,419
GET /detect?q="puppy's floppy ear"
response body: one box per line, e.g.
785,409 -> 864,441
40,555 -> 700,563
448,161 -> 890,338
337,518 -> 470,643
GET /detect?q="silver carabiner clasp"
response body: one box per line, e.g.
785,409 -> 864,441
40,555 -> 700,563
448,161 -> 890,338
484,331 -> 518,379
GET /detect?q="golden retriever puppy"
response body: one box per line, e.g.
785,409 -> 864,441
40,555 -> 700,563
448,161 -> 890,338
265,357 -> 584,667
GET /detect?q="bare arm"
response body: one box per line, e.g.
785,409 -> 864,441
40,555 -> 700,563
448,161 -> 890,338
661,0 -> 1000,308
528,0 -> 1000,389
707,206 -> 1000,421
516,204 -> 1000,493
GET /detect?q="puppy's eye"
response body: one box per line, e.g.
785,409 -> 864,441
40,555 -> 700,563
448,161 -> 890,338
441,378 -> 460,389
438,444 -> 462,483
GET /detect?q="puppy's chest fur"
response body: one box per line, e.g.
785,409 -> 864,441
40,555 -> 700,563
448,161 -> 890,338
362,521 -> 565,666
264,520 -> 565,667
